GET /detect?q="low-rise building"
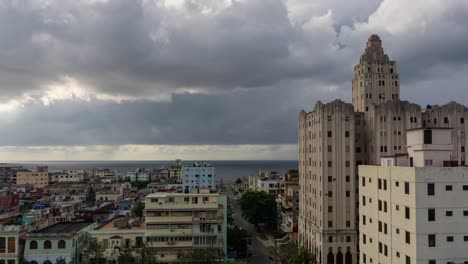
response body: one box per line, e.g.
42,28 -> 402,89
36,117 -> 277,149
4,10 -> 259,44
24,222 -> 96,264
88,216 -> 145,261
144,190 -> 227,262
359,128 -> 468,264
0,224 -> 26,264
278,169 -> 299,241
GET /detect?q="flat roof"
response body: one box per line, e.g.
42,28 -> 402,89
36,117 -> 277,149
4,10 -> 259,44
30,222 -> 93,235
96,217 -> 144,231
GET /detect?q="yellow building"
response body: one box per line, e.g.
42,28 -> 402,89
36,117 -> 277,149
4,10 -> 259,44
16,171 -> 49,188
144,191 -> 227,263
88,216 -> 145,261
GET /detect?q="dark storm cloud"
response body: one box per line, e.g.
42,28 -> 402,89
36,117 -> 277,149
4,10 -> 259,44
0,0 -> 468,147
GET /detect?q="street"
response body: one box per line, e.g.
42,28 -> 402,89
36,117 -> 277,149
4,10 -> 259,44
225,184 -> 273,264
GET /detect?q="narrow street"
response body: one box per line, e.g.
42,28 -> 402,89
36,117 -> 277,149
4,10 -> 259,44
225,184 -> 273,264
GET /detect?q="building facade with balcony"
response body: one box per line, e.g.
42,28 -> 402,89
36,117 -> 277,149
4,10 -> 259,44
0,225 -> 26,264
144,191 -> 227,263
278,169 -> 299,241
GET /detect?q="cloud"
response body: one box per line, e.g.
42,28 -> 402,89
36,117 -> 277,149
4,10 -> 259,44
0,0 -> 467,159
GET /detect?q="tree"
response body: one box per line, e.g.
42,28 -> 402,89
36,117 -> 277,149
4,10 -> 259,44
227,226 -> 250,257
55,258 -> 67,264
237,191 -> 277,230
177,248 -> 221,263
140,245 -> 158,264
82,237 -> 105,264
235,178 -> 243,185
118,248 -> 136,264
288,248 -> 316,264
131,199 -> 145,220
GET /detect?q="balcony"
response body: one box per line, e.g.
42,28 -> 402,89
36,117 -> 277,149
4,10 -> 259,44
192,216 -> 223,223
146,241 -> 193,248
145,228 -> 193,236
145,216 -> 193,223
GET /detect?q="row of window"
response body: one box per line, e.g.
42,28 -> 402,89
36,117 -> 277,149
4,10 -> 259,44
427,183 -> 468,195
29,240 -> 66,250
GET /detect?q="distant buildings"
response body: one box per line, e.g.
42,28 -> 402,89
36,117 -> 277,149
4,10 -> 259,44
16,170 -> 49,189
248,171 -> 284,195
0,165 -> 27,185
359,128 -> 468,263
182,162 -> 216,192
0,224 -> 26,264
298,34 -> 468,263
144,190 -> 227,262
127,168 -> 149,182
278,169 -> 299,241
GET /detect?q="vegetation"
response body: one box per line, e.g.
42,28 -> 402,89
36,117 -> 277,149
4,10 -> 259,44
82,237 -> 105,264
237,190 -> 277,230
131,199 -> 145,219
131,180 -> 151,189
176,248 -> 222,263
288,248 -> 316,264
227,226 -> 250,258
235,178 -> 243,185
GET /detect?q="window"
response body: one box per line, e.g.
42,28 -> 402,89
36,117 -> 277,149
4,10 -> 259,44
328,221 -> 332,228
447,236 -> 454,242
7,237 -> 15,253
378,200 -> 382,211
406,231 -> 410,244
444,117 -> 449,124
328,176 -> 332,182
328,236 -> 333,243
406,256 -> 411,264
446,211 -> 453,216
405,207 -> 410,219
427,183 -> 435,196
328,131 -> 332,137
428,209 -> 435,221
30,241 -> 38,250
328,145 -> 332,152
429,260 -> 436,264
384,179 -> 387,190
428,234 -> 436,247
396,181 -> 399,187
346,191 -> 350,197
328,206 -> 332,212
405,182 -> 410,194
0,238 -> 4,254
328,161 -> 332,167
424,129 -> 432,144
347,236 -> 351,242
446,185 -> 453,191
346,176 -> 350,182
464,210 -> 468,216
378,179 -> 382,189
362,177 -> 366,187
363,215 -> 366,225
464,236 -> 468,241
463,185 -> 468,191
345,131 -> 350,137
328,191 -> 332,197
58,240 -> 66,249
461,118 -> 465,124
44,240 -> 52,249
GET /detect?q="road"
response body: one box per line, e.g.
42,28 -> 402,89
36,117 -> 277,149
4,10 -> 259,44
225,185 -> 273,264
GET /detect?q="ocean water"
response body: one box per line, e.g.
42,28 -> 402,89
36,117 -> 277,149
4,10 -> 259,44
4,160 -> 298,182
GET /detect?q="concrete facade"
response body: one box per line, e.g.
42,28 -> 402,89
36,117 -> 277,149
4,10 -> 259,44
298,34 -> 468,263
182,162 -> 216,192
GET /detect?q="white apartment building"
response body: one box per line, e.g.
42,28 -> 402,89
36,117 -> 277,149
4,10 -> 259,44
127,168 -> 149,182
359,128 -> 468,264
182,162 -> 216,192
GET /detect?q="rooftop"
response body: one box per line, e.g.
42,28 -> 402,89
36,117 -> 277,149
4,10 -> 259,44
146,192 -> 220,198
96,216 -> 144,231
29,222 -> 93,235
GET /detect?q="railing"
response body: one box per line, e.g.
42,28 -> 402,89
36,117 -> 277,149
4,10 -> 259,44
192,216 -> 223,222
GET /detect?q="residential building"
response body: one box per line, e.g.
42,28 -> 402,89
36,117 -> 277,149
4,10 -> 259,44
359,128 -> 468,264
88,216 -> 144,261
169,160 -> 183,180
0,165 -> 26,185
254,171 -> 284,195
23,222 -> 96,264
127,169 -> 149,182
278,169 -> 299,241
16,171 -> 49,189
144,191 -> 227,263
182,162 -> 216,192
0,224 -> 26,264
298,34 -> 468,263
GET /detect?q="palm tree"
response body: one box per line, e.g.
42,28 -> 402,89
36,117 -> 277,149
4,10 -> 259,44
288,248 -> 316,264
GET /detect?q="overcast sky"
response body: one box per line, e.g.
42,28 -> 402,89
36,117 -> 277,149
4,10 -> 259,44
0,0 -> 467,160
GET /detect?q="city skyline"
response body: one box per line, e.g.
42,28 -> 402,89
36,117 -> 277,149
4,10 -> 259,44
0,0 -> 467,160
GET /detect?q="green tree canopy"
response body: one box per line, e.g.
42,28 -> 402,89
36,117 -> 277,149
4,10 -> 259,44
176,248 -> 221,263
288,248 -> 316,264
237,190 -> 277,230
131,200 -> 145,220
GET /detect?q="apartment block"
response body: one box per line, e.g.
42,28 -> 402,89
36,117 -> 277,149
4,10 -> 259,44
16,171 -> 49,188
144,191 -> 227,263
0,225 -> 25,264
359,128 -> 468,264
182,162 -> 216,192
